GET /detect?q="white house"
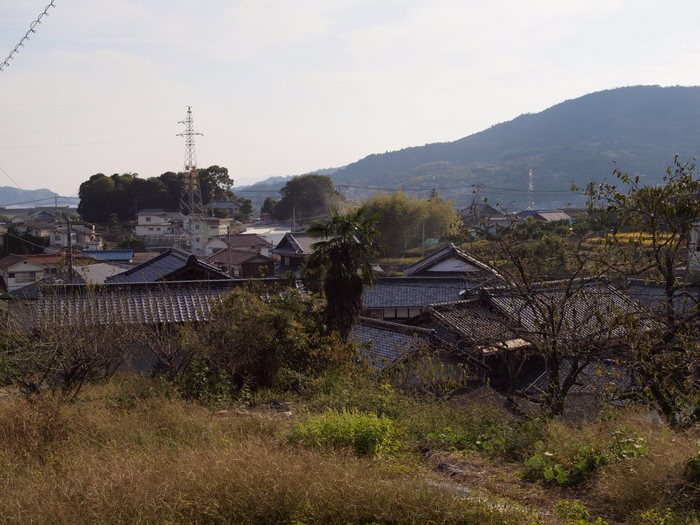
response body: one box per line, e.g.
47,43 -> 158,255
50,224 -> 103,251
188,217 -> 234,256
134,209 -> 185,247
0,255 -> 46,292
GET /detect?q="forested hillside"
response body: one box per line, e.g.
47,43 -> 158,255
329,85 -> 700,209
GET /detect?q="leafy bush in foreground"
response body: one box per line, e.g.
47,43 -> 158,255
289,409 -> 397,457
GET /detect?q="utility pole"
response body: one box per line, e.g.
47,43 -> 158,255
66,215 -> 74,283
227,224 -> 232,277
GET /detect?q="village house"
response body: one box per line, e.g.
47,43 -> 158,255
0,254 -> 46,292
0,252 -> 95,292
204,233 -> 272,257
134,209 -> 184,247
50,224 -> 103,251
517,209 -> 573,223
106,248 -> 231,284
206,248 -> 275,278
271,231 -> 316,270
203,200 -> 241,218
362,243 -> 504,322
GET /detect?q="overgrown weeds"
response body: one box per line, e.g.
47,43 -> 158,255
0,371 -> 697,524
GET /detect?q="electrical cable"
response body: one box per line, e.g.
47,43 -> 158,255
1,1 -> 57,73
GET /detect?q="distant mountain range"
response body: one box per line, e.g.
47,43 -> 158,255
241,85 -> 700,210
10,86 -> 700,214
0,187 -> 79,209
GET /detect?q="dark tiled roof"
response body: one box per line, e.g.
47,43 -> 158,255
0,254 -> 27,269
624,279 -> 698,318
8,280 -> 286,326
225,234 -> 271,249
207,249 -> 274,265
485,282 -> 637,343
427,299 -> 512,346
350,317 -> 439,369
272,232 -> 316,256
363,277 -> 469,309
107,249 -> 229,283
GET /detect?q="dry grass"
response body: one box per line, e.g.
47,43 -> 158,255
0,375 -> 697,524
0,381 -> 529,525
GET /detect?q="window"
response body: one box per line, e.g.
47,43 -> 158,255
14,271 -> 36,283
145,217 -> 151,222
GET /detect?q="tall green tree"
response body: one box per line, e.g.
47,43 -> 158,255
197,165 -> 233,204
273,174 -> 344,222
305,207 -> 379,342
363,191 -> 459,256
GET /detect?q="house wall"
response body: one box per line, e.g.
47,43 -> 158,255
1,260 -> 46,292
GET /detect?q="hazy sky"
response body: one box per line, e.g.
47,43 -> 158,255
2,0 -> 700,197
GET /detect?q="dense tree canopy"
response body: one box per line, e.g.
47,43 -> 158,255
362,191 -> 459,256
271,174 -> 344,222
78,166 -> 240,224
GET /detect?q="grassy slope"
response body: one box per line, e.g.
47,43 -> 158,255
0,373 -> 697,525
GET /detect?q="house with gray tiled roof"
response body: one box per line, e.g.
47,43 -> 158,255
360,244 -> 502,322
204,233 -> 272,257
363,277 -> 468,321
402,243 -> 504,280
271,231 -> 316,269
3,278 -> 288,328
413,280 -> 642,405
350,317 -> 444,369
206,248 -> 275,278
106,248 -> 230,283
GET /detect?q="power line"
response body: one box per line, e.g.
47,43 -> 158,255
0,1 -> 57,73
0,195 -> 76,207
0,164 -> 37,202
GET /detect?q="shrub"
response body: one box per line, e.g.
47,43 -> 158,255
555,499 -> 609,525
524,429 -> 647,485
289,409 -> 397,457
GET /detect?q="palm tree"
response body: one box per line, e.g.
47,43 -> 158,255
306,206 -> 380,341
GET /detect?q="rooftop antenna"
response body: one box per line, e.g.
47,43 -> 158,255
177,106 -> 205,252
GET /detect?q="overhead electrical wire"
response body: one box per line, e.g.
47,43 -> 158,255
0,1 -> 57,73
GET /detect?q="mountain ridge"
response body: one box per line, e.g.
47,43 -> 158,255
240,85 -> 700,210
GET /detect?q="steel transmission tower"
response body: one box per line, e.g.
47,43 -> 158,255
178,106 -> 204,217
177,106 -> 205,252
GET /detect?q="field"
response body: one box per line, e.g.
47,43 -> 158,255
0,372 -> 697,525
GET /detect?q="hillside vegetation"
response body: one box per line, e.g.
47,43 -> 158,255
0,372 -> 697,524
239,85 -> 700,210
